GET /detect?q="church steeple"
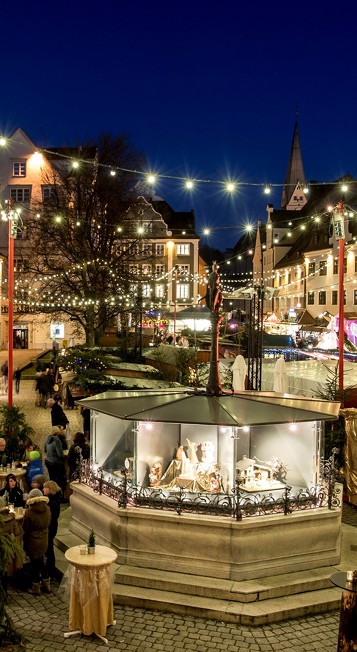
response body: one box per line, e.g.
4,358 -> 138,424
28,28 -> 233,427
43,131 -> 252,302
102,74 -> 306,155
281,117 -> 306,208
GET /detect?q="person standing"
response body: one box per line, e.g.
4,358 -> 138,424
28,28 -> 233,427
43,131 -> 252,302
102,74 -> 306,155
51,395 -> 69,431
44,430 -> 66,497
43,480 -> 62,580
67,432 -> 90,480
22,488 -> 51,595
1,360 -> 8,393
14,367 -> 22,394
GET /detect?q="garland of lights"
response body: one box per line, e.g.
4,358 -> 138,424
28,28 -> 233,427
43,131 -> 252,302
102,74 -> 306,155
1,134 -> 356,196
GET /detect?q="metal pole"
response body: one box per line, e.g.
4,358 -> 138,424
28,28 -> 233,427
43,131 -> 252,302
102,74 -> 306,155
8,214 -> 14,408
173,265 -> 178,342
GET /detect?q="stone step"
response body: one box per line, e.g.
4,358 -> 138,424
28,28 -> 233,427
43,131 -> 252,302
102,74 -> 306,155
53,506 -> 343,625
111,583 -> 341,626
114,564 -> 336,603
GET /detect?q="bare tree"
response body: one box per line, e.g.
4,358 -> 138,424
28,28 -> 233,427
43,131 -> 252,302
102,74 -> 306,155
15,134 -> 155,346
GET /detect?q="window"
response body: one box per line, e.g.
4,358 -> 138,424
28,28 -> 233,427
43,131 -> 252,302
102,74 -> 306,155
333,259 -> 338,275
142,284 -> 151,298
142,243 -> 152,256
319,261 -> 327,276
308,262 -> 315,276
155,264 -> 165,276
155,244 -> 164,256
142,264 -> 151,275
12,161 -> 26,177
10,187 -> 31,202
332,290 -> 338,305
354,290 -> 357,305
176,243 -> 190,256
14,258 -> 29,272
176,283 -> 189,299
318,290 -> 326,305
155,284 -> 165,298
307,291 -> 315,305
42,186 -> 55,202
178,264 -> 190,276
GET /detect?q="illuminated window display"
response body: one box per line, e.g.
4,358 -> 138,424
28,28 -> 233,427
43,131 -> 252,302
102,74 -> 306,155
91,412 -> 321,501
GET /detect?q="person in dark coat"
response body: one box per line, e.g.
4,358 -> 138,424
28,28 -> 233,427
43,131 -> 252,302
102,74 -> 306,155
23,488 -> 51,595
67,432 -> 90,480
43,480 -> 62,579
0,473 -> 24,507
36,372 -> 51,408
51,395 -> 69,430
44,430 -> 67,496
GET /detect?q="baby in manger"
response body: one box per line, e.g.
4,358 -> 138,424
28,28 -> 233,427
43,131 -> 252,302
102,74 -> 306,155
155,438 -> 223,493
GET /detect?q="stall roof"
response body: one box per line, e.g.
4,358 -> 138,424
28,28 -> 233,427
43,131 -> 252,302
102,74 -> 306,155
78,389 -> 340,427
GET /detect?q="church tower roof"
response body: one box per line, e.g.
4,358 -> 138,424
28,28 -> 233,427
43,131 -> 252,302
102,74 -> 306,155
281,118 -> 306,208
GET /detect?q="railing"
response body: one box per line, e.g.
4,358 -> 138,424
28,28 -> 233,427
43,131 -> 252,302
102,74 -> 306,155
75,449 -> 341,520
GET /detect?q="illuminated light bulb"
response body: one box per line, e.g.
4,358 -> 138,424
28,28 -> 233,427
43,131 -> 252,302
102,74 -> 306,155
203,228 -> 210,236
110,169 -> 116,176
248,249 -> 253,255
182,230 -> 186,235
264,185 -> 271,194
341,184 -> 348,192
237,255 -> 242,260
274,238 -> 278,244
303,185 -> 309,194
225,181 -> 236,192
76,221 -> 81,226
301,225 -> 306,230
226,260 -> 231,265
327,205 -> 333,212
0,137 -> 6,146
72,161 -> 79,169
288,221 -> 292,226
242,426 -> 250,433
314,216 -> 320,223
245,224 -> 253,232
262,244 -> 266,249
185,179 -> 194,189
137,226 -> 144,234
55,215 -> 61,223
287,232 -> 292,237
289,423 -> 297,432
36,213 -> 41,218
349,212 -> 354,217
117,226 -> 122,233
267,224 -> 272,230
147,174 -> 156,185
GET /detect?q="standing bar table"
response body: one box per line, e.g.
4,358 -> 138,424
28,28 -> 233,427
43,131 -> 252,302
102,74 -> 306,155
330,571 -> 357,651
64,544 -> 117,644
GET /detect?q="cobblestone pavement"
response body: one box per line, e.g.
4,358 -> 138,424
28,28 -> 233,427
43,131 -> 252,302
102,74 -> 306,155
1,378 -> 83,452
4,587 -> 342,652
3,377 -> 357,651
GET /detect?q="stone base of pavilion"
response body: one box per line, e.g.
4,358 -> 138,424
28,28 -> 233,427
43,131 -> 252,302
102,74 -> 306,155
70,483 -> 341,580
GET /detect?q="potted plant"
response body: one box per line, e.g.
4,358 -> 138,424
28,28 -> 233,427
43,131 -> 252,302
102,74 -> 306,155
87,529 -> 96,554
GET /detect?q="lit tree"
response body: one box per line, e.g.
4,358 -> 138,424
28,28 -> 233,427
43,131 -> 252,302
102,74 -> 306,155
15,134 -> 154,346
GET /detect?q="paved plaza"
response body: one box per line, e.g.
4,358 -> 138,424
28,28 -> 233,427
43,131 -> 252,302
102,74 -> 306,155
1,353 -> 356,650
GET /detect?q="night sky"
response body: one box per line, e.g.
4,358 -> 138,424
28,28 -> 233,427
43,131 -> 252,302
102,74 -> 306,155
2,0 -> 357,249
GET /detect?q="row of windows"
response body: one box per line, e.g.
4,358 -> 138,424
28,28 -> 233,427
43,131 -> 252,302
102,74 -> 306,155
133,283 -> 191,299
306,290 -> 352,306
129,264 -> 190,276
307,258 -> 357,275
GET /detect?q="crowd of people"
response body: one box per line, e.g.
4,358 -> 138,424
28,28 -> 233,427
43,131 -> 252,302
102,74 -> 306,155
0,416 -> 90,595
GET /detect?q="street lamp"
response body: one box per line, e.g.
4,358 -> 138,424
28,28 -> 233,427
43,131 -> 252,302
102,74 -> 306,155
1,199 -> 20,408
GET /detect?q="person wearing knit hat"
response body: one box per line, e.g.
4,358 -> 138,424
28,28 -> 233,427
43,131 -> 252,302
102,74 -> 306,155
31,474 -> 46,491
23,488 -> 51,595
